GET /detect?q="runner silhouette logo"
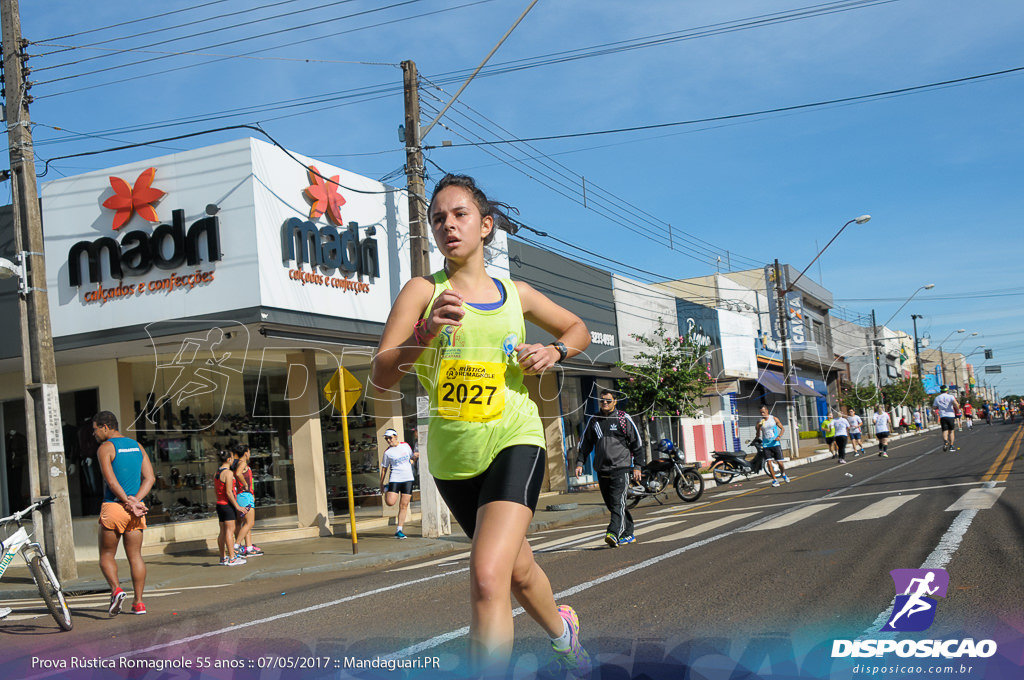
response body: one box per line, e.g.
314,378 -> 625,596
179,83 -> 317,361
882,568 -> 949,632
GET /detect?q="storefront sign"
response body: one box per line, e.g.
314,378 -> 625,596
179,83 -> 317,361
68,209 -> 221,286
43,138 -> 422,337
281,218 -> 378,279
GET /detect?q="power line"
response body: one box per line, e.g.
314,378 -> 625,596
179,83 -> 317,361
37,123 -> 400,197
33,0 -> 304,60
34,0 -> 494,99
418,79 -> 762,271
35,0 -> 414,83
425,66 -> 1024,149
35,0 -> 233,43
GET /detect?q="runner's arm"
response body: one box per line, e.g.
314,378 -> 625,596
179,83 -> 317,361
370,276 -> 438,392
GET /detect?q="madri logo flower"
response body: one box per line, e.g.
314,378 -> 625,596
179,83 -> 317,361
303,165 -> 346,226
101,167 -> 165,231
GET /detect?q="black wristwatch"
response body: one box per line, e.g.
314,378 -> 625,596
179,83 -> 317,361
549,341 -> 568,363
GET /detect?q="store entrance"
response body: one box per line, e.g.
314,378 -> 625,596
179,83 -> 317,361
0,388 -> 98,517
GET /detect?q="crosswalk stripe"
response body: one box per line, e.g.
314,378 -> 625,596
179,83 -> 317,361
647,512 -> 760,543
946,487 -> 1004,511
388,550 -> 472,572
839,495 -> 919,522
577,518 -> 689,548
742,503 -> 837,531
649,503 -> 708,515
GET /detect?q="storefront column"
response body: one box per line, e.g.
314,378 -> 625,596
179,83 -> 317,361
375,397 -> 403,521
527,373 -> 568,493
286,350 -> 330,535
117,361 -> 133,434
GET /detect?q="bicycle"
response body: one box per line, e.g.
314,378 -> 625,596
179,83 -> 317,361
0,496 -> 74,631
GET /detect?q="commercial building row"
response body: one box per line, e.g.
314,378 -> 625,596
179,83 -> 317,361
0,139 -> 868,551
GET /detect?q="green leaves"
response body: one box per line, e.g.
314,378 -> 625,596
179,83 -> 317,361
615,318 -> 712,420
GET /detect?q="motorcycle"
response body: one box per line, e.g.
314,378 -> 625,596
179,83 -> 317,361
626,439 -> 704,508
709,439 -> 780,485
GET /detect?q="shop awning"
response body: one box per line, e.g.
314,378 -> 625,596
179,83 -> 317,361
756,370 -> 824,397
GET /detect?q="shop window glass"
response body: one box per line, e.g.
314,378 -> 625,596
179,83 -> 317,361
129,356 -> 297,525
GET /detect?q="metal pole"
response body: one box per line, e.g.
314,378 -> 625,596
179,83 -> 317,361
871,309 -> 882,388
774,260 -> 799,458
402,60 -> 449,538
911,315 -> 924,382
1,0 -> 77,579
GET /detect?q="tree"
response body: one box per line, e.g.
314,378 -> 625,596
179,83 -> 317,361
837,380 -> 877,412
881,377 -> 927,409
615,319 -> 712,444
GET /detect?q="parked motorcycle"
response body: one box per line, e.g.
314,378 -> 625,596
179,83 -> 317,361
626,439 -> 704,507
709,439 -> 780,485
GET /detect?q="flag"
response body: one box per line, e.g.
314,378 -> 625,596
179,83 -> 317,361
899,345 -> 908,365
323,367 -> 362,414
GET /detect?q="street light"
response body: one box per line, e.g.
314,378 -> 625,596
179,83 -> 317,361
950,332 -> 980,354
882,284 -> 935,327
936,329 -> 965,386
786,215 -> 871,293
952,344 -> 985,395
0,254 -> 27,294
775,214 -> 871,458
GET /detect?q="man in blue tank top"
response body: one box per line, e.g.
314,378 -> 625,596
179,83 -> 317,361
94,411 -> 155,616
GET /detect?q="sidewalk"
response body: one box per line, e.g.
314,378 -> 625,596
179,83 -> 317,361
2,429 -> 937,600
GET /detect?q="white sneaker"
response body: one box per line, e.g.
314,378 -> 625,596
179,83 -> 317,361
222,555 -> 247,566
0,606 -> 11,619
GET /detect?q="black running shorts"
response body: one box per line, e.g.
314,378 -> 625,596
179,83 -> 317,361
434,445 -> 545,539
386,480 -> 414,496
940,416 -> 956,431
216,503 -> 236,523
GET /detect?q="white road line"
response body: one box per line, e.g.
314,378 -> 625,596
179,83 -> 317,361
647,512 -> 760,543
649,502 -> 708,515
388,550 -> 471,572
574,519 -> 689,548
741,503 -> 837,531
864,508 -> 981,638
945,486 -> 1004,511
839,495 -> 919,522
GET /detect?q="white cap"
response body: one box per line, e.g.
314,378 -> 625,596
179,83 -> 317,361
384,428 -> 399,439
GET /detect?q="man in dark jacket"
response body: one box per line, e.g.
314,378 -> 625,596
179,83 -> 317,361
574,389 -> 644,547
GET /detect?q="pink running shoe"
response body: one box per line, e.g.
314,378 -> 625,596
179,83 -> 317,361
546,605 -> 592,678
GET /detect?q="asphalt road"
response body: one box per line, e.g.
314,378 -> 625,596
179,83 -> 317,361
4,421 -> 1021,679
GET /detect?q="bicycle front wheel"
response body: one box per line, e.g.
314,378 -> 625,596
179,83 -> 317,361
28,552 -> 73,631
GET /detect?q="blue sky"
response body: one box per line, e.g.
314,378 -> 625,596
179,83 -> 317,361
22,0 -> 1024,396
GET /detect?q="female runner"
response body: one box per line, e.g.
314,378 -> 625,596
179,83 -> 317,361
372,174 -> 592,677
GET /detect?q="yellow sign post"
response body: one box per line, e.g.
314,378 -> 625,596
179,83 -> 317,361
323,367 -> 363,553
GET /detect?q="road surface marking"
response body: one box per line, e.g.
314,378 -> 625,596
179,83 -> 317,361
839,495 -> 919,522
647,512 -> 760,543
741,503 -> 837,531
945,486 -> 1004,511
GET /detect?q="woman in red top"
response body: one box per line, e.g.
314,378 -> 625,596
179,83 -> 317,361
215,449 -> 247,566
231,442 -> 261,557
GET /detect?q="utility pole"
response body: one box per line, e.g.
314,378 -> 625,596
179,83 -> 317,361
1,0 -> 77,578
911,314 -> 924,382
773,260 -> 800,458
871,309 -> 882,389
402,59 -> 449,538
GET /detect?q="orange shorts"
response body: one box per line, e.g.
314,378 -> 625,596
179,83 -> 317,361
99,502 -> 146,533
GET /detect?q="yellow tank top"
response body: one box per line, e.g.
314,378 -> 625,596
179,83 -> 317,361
414,271 -> 545,480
